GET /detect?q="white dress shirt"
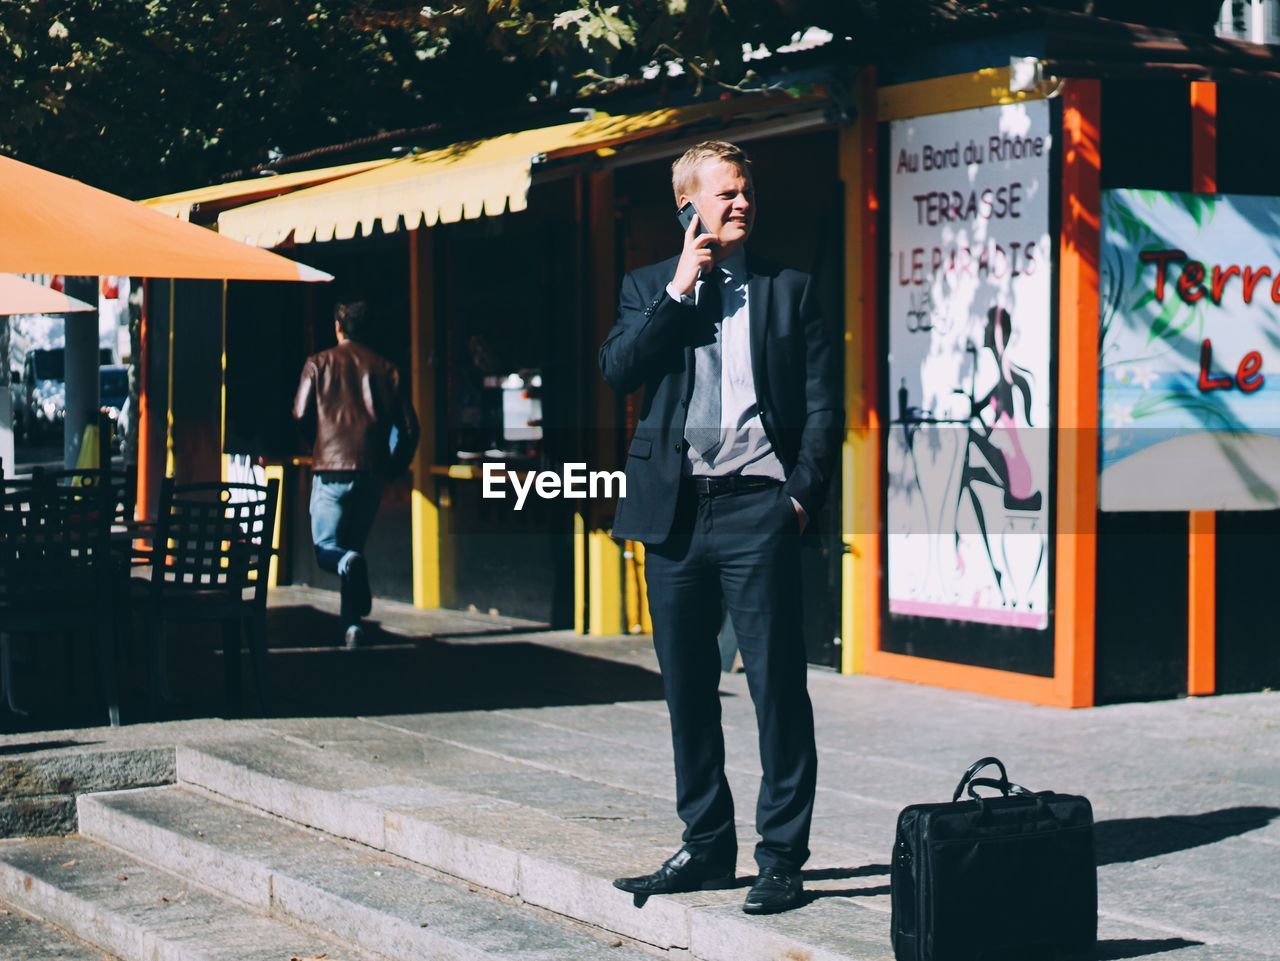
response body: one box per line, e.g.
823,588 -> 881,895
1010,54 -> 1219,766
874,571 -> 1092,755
667,249 -> 786,483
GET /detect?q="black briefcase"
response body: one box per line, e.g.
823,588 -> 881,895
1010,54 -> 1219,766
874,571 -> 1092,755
890,757 -> 1097,961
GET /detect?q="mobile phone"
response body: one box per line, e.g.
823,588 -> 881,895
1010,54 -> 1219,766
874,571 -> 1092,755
676,201 -> 703,234
676,201 -> 717,255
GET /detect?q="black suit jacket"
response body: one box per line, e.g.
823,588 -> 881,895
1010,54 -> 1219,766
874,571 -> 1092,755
599,251 -> 842,544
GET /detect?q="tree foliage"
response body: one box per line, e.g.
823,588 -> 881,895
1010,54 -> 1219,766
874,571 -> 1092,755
0,0 -> 547,196
0,0 -> 1225,199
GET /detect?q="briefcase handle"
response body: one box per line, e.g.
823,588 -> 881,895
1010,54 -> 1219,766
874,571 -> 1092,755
965,777 -> 1035,799
952,757 -> 1011,802
965,776 -> 1049,823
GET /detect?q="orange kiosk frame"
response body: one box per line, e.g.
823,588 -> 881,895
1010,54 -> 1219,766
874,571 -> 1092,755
844,62 -> 1230,708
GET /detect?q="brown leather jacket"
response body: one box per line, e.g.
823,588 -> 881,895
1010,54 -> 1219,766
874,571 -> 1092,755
293,340 -> 419,473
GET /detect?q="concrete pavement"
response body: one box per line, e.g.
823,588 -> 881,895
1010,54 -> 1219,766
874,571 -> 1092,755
0,601 -> 1276,961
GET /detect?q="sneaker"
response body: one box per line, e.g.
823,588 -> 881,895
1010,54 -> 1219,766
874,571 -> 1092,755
341,552 -> 372,618
344,625 -> 363,650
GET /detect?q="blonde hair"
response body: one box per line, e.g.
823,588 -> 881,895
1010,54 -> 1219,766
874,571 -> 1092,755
671,141 -> 752,204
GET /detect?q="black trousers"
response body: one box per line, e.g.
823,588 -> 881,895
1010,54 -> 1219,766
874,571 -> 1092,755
644,481 -> 817,873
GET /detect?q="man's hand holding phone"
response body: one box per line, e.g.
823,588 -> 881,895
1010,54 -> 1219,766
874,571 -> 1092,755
671,208 -> 717,298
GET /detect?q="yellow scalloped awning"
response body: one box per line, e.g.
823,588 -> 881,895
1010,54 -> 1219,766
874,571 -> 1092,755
218,96 -> 821,247
140,158 -> 397,221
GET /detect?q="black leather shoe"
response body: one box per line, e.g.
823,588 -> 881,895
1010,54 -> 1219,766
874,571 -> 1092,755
742,868 -> 803,914
613,848 -> 736,895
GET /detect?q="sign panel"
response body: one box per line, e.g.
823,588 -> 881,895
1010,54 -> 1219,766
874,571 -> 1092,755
1100,190 -> 1280,510
887,100 -> 1053,630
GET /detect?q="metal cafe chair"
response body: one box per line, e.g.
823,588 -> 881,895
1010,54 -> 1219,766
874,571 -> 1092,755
137,477 -> 279,716
32,464 -> 138,527
31,466 -> 147,696
0,479 -> 122,727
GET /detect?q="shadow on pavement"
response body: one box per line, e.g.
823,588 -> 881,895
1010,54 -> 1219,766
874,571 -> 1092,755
1092,939 -> 1204,959
0,603 -> 667,731
804,864 -> 891,880
1095,807 -> 1280,864
802,883 -> 893,903
264,635 -> 669,718
0,739 -> 93,755
265,603 -> 541,647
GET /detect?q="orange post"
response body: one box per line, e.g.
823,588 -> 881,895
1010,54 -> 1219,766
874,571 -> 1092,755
135,281 -> 151,521
859,67 -> 882,663
840,66 -> 882,674
1187,511 -> 1217,695
1191,81 -> 1218,194
1053,78 -> 1102,708
1188,80 -> 1218,696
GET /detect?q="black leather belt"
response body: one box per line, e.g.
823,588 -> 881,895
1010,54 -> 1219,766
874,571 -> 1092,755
687,476 -> 781,496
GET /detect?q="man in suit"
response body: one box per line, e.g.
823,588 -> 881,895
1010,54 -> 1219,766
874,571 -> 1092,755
600,141 -> 841,914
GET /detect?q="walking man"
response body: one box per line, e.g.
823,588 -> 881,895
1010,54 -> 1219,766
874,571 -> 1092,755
293,301 -> 419,648
600,142 -> 841,914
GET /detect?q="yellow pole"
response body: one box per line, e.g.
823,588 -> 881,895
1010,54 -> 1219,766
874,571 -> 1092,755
409,228 -> 442,608
586,169 -> 626,635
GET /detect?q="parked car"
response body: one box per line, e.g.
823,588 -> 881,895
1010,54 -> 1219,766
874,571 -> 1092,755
100,364 -> 129,449
16,347 -> 116,443
8,368 -> 21,440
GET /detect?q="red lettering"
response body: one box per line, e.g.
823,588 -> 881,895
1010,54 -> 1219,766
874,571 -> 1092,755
992,244 -> 1008,279
1243,266 -> 1271,304
1237,351 -> 1265,392
1211,264 -> 1241,304
1198,339 -> 1234,391
1178,261 -> 1207,304
1140,249 -> 1186,303
911,248 -> 925,284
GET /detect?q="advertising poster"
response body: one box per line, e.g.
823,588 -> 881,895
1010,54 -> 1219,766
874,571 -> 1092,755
887,101 -> 1053,630
1100,190 -> 1280,510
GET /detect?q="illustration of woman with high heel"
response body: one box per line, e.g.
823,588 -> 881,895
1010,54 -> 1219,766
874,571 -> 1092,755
957,306 -> 1044,606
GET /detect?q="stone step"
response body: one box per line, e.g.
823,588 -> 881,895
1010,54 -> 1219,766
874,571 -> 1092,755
0,744 -> 175,838
0,835 -> 386,961
79,785 -> 660,961
0,717 -> 260,840
0,898 -> 122,960
176,739 -> 894,961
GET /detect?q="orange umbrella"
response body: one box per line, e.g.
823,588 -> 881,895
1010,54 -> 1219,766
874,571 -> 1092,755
0,154 -> 330,281
0,274 -> 95,315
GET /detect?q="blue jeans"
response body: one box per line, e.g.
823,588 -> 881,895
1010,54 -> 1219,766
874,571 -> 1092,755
310,472 -> 384,626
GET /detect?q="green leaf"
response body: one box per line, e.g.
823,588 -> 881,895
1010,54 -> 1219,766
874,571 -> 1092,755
1187,195 -> 1203,226
1147,297 -> 1183,344
552,9 -> 590,30
1169,305 -> 1199,338
1131,289 -> 1156,312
